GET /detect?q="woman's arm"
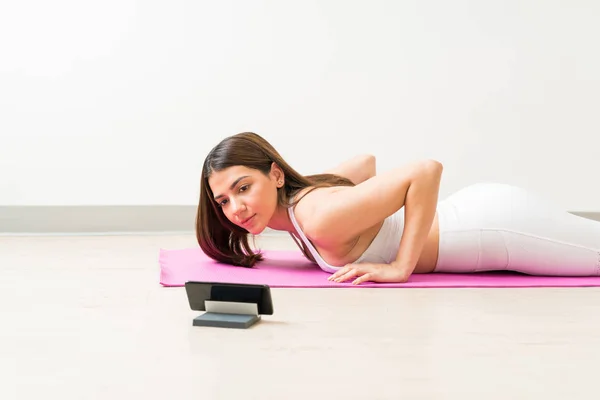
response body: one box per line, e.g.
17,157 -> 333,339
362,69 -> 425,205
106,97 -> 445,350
297,159 -> 442,283
323,154 -> 376,185
390,161 -> 442,277
302,159 -> 442,243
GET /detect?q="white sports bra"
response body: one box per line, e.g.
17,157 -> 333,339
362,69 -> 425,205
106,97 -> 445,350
287,205 -> 406,273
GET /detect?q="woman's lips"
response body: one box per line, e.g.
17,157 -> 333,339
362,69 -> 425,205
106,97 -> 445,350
241,214 -> 256,226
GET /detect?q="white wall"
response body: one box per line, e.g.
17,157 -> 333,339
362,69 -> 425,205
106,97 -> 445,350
1,0 -> 599,210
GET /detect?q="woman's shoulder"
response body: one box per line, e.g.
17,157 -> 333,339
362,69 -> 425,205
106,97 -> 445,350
292,185 -> 350,212
291,185 -> 356,244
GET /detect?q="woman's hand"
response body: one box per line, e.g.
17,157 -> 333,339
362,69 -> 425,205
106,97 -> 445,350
327,262 -> 412,285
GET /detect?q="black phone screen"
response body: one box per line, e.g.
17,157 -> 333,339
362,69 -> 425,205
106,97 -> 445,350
184,281 -> 274,315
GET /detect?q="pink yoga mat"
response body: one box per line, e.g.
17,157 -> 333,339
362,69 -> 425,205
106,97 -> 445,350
159,248 -> 600,288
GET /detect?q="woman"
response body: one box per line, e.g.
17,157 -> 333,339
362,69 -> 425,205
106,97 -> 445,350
196,132 -> 600,284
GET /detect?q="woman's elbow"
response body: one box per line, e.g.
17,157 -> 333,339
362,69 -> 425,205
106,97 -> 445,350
419,159 -> 443,181
426,159 -> 443,172
360,154 -> 376,180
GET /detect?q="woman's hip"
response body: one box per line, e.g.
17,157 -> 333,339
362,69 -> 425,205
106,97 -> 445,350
433,182 -> 600,275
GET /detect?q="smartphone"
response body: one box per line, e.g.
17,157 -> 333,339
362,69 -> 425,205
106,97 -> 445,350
184,281 -> 274,315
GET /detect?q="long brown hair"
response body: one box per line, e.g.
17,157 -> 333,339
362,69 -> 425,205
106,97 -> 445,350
196,132 -> 354,267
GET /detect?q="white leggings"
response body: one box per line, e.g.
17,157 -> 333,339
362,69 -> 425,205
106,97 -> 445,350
435,183 -> 600,276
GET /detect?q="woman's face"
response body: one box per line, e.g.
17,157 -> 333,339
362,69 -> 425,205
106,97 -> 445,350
208,165 -> 282,235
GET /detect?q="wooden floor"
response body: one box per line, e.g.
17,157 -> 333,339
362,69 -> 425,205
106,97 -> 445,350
1,233 -> 599,399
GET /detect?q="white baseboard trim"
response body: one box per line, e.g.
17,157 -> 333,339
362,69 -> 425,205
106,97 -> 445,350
0,205 -> 288,235
1,205 -> 598,235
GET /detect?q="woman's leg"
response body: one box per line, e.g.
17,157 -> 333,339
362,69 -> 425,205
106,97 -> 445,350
435,183 -> 600,276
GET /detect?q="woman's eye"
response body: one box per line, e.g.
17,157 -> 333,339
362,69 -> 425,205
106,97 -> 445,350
218,199 -> 228,207
239,184 -> 249,192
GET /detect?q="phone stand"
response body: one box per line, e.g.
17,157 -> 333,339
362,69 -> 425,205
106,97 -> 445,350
192,300 -> 261,329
